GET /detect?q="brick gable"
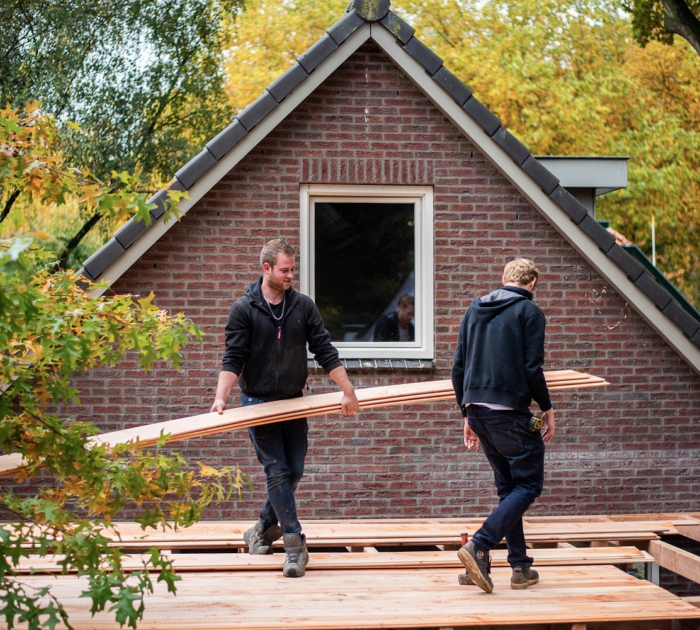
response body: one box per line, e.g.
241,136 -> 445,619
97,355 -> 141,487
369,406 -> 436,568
21,42 -> 699,520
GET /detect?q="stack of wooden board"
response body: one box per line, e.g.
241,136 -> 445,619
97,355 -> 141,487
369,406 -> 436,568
0,370 -> 608,478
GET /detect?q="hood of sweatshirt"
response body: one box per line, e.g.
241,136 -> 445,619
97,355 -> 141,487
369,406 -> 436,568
471,285 -> 533,320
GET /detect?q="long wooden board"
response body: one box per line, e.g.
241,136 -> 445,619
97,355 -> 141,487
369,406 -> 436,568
13,546 -> 653,574
14,565 -> 699,629
0,371 -> 608,479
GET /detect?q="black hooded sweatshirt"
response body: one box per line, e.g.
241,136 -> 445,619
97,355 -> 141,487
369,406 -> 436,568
451,285 -> 552,416
221,278 -> 341,400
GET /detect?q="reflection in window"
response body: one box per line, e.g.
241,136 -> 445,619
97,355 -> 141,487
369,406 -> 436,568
314,202 -> 415,342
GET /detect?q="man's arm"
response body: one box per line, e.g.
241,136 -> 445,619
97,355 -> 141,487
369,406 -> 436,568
210,370 -> 239,414
328,366 -> 359,416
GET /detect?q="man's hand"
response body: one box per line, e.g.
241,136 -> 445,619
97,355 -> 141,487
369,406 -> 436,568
540,408 -> 556,443
210,399 -> 227,414
464,420 -> 480,451
341,390 -> 360,416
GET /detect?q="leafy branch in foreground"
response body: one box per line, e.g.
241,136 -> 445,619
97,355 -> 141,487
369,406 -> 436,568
0,218 -> 243,627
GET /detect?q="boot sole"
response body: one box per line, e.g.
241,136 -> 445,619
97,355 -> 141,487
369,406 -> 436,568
457,548 -> 494,593
511,577 -> 539,590
283,566 -> 306,578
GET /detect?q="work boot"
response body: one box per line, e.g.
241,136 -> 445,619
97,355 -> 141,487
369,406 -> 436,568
511,565 -> 539,590
457,541 -> 493,593
243,521 -> 281,555
282,532 -> 309,578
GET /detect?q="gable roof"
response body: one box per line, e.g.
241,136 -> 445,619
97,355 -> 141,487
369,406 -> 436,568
79,0 -> 700,375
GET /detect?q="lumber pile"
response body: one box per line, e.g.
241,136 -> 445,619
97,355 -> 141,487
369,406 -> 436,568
0,370 -> 608,479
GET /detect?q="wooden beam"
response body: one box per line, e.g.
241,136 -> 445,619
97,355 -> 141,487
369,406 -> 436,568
648,539 -> 700,584
676,524 -> 700,543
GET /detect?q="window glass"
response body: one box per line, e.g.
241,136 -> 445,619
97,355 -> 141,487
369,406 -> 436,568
314,202 -> 415,343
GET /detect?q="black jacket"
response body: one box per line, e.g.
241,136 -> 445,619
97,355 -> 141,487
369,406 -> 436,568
451,286 -> 551,416
373,311 -> 415,342
221,279 -> 341,400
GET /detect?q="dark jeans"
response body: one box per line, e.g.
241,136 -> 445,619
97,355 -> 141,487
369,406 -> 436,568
242,394 -> 308,535
466,405 -> 545,568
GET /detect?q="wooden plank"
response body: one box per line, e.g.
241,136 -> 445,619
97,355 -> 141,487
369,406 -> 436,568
13,565 -> 700,629
0,372 -> 609,479
649,539 -> 700,585
13,546 -> 654,575
676,524 -> 700,543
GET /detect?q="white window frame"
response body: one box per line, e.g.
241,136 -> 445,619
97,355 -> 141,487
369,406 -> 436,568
300,184 -> 434,360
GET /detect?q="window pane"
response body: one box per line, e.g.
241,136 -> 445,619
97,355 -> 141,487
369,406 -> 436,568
314,202 -> 415,342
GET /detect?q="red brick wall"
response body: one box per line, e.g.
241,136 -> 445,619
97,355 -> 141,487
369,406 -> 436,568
14,42 -> 700,523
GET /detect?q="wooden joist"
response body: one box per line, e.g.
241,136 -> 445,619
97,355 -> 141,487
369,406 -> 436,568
649,540 -> 700,585
0,371 -> 608,479
13,565 -> 700,630
13,546 -> 653,575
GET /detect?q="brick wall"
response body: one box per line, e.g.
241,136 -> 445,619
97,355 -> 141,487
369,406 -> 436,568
10,42 -> 700,523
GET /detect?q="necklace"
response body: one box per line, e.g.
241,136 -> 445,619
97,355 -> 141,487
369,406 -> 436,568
264,295 -> 286,321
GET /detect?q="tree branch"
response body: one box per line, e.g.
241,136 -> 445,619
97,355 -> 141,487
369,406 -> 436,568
56,209 -> 103,270
662,0 -> 700,56
0,189 -> 20,225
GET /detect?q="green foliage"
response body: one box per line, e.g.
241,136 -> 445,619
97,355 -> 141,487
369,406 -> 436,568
0,111 -> 245,629
621,0 -> 700,48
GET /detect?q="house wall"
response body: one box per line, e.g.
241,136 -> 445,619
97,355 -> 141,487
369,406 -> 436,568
25,42 -> 700,522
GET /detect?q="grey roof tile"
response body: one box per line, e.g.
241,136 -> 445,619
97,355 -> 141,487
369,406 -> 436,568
78,267 -> 95,281
237,91 -> 278,131
267,64 -> 309,103
492,126 -> 530,166
207,120 -> 248,160
327,10 -> 365,45
578,214 -> 616,253
606,244 -> 645,282
403,37 -> 443,76
114,216 -> 149,249
147,189 -> 170,220
549,185 -> 588,224
351,0 -> 391,21
169,177 -> 187,193
636,271 -> 673,311
522,156 -> 559,195
433,66 -> 472,106
379,10 -> 415,44
462,96 -> 501,136
691,328 -> 700,349
174,148 -> 217,190
75,275 -> 92,290
662,300 -> 700,338
297,34 -> 339,74
82,238 -> 125,280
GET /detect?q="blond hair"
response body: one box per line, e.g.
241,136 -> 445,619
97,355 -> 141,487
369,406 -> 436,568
260,238 -> 296,268
503,258 -> 539,286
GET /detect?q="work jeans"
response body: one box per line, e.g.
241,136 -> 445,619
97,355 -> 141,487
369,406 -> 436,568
242,394 -> 308,535
466,405 -> 545,568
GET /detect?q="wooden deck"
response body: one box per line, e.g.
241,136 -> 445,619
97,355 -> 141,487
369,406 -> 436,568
9,514 -> 700,629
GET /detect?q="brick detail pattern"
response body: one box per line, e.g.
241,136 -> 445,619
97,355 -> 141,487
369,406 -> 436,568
6,43 -> 700,545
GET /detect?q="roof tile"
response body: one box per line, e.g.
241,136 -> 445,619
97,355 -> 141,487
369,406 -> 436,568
636,271 -> 673,311
174,148 -> 217,190
522,156 -> 559,195
267,64 -> 309,103
237,91 -> 278,131
147,189 -> 170,220
549,185 -> 588,224
297,34 -> 339,74
606,244 -> 645,282
114,216 -> 149,250
691,328 -> 700,349
578,214 -> 616,253
662,300 -> 700,338
82,238 -> 125,281
169,177 -> 187,193
492,126 -> 530,166
207,120 -> 248,160
351,0 -> 391,21
403,37 -> 443,76
379,10 -> 415,44
462,96 -> 501,136
433,66 -> 472,106
327,10 -> 365,45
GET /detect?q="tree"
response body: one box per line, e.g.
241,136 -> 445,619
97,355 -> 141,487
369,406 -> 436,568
1,0 -> 244,269
622,0 -> 700,57
224,0 -> 700,306
0,108 -> 245,630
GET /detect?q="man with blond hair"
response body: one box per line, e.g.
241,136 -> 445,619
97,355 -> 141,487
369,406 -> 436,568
211,238 -> 359,578
452,258 -> 555,593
